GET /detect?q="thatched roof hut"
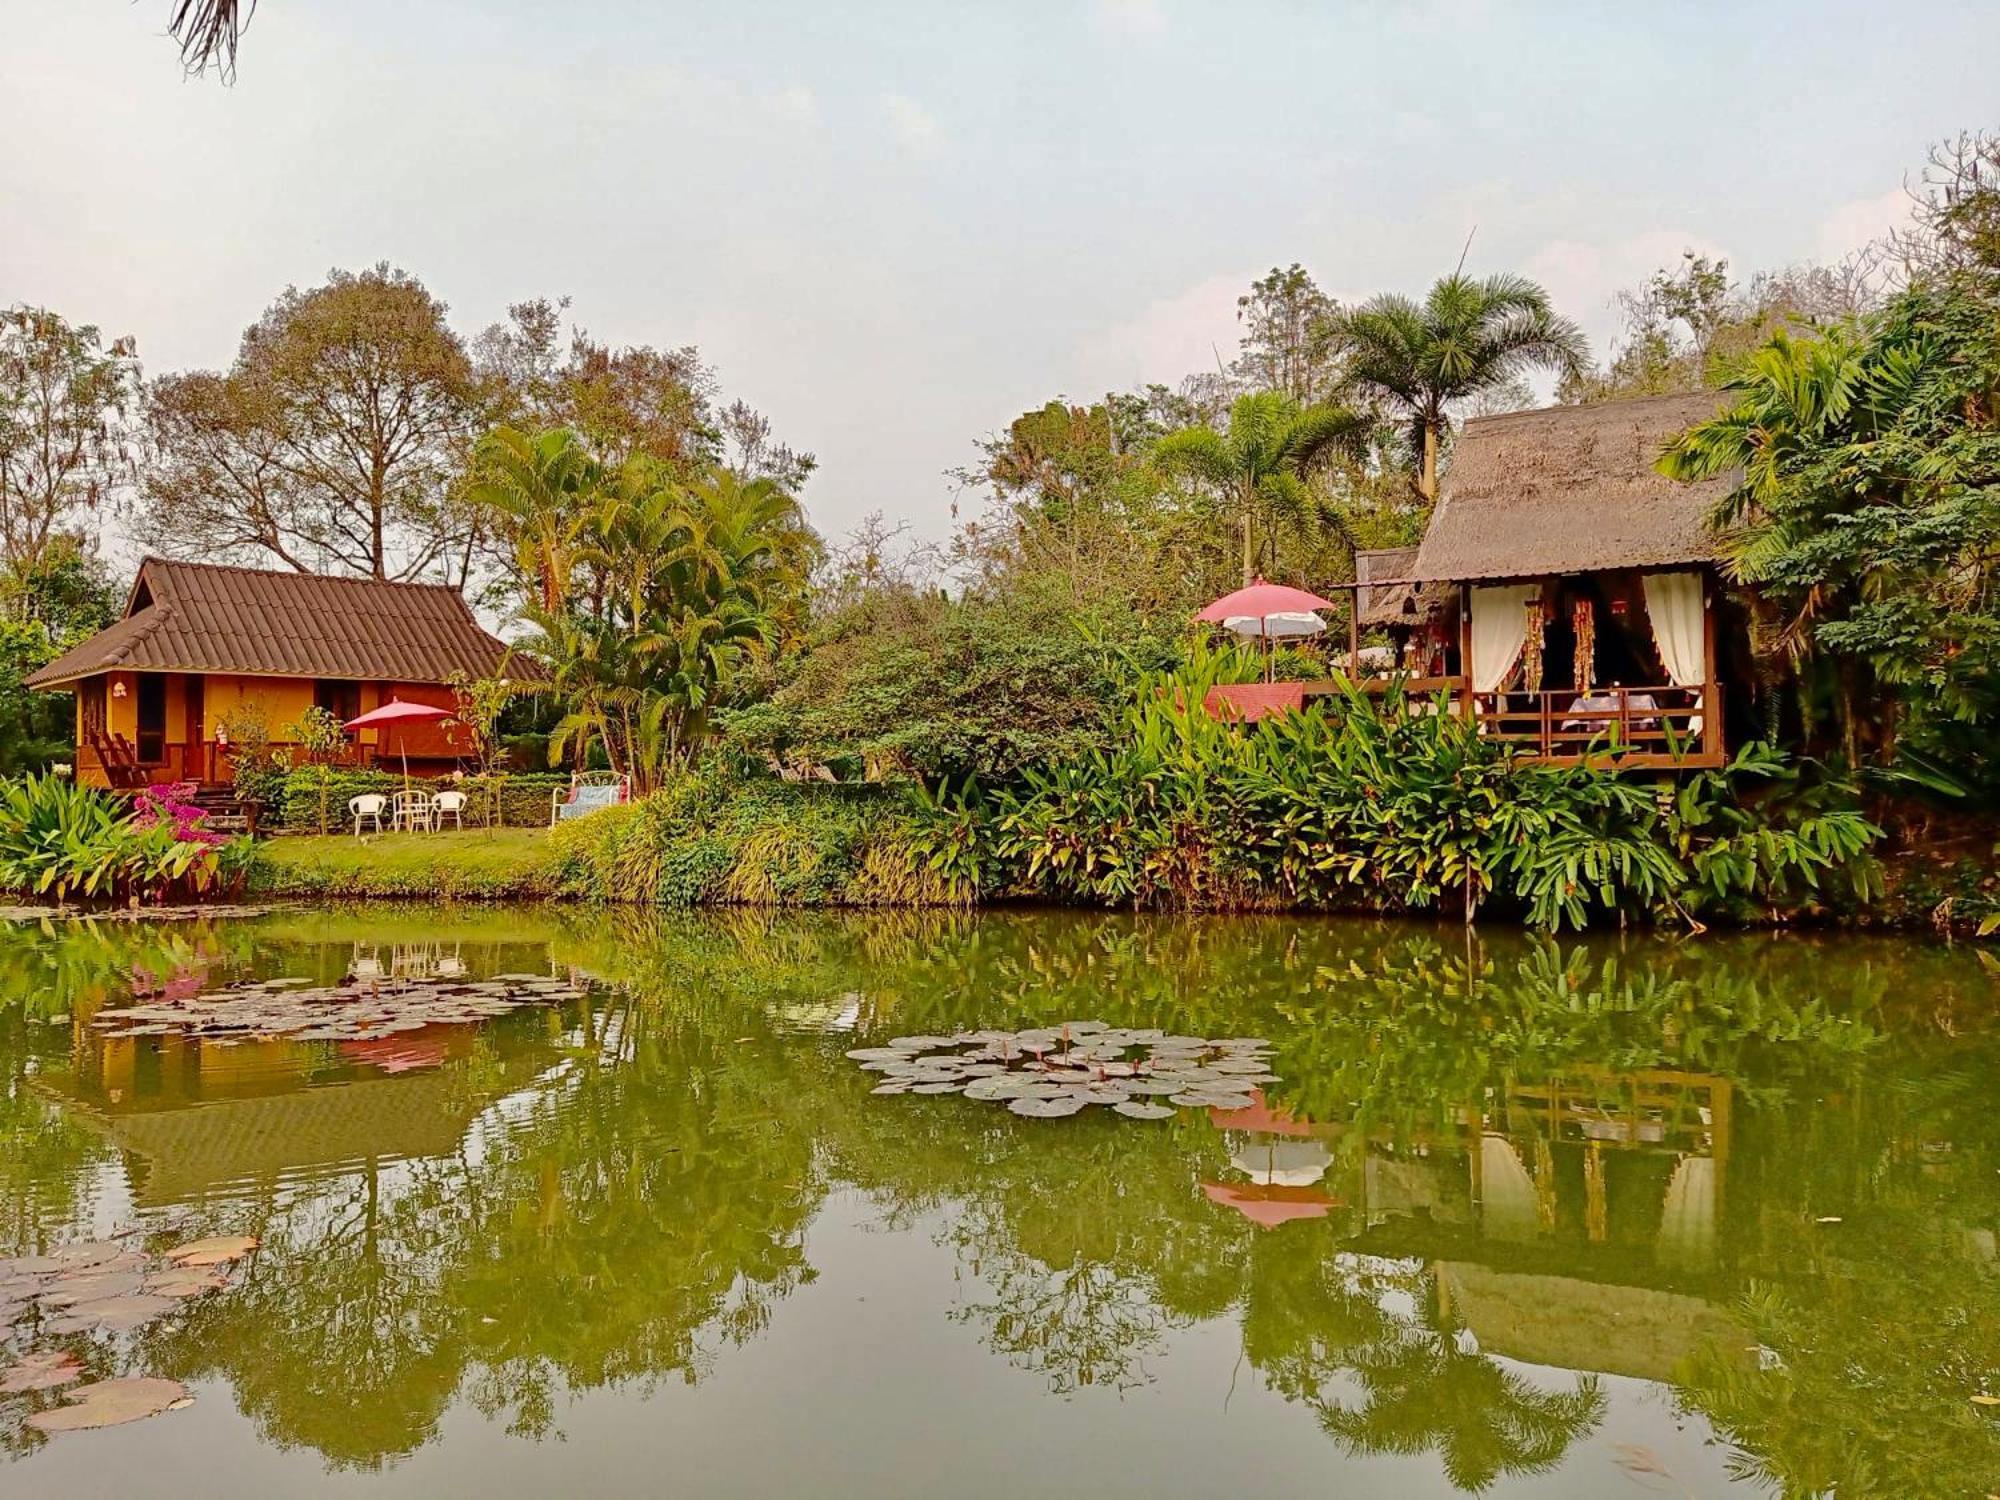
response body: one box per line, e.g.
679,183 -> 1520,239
1355,546 -> 1452,631
1411,392 -> 1735,584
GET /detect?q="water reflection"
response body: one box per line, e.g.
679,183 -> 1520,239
2,908 -> 1998,1495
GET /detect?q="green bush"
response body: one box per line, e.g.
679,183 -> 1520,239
970,671 -> 1883,931
546,769 -> 954,908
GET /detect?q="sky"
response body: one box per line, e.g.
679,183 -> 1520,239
4,0 -> 1997,558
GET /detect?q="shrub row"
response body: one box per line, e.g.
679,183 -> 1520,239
269,768 -> 570,833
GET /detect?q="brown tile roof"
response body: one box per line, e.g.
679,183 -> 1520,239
1410,391 -> 1737,583
26,558 -> 540,690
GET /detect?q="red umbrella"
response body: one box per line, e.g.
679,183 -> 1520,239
1194,578 -> 1338,624
1196,579 -> 1337,682
1201,1180 -> 1338,1229
342,699 -> 455,787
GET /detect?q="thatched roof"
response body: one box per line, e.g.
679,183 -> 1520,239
26,557 -> 537,690
1411,392 -> 1735,584
1355,546 -> 1452,629
1440,1262 -> 1743,1383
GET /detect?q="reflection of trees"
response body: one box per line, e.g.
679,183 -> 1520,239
1316,1278 -> 1606,1493
142,975 -> 822,1468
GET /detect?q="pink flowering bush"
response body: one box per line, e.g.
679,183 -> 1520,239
133,782 -> 225,847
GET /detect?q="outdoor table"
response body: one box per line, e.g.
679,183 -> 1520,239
1561,692 -> 1660,734
391,791 -> 435,832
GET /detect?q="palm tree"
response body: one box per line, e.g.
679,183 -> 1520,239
168,1 -> 250,77
1151,391 -> 1369,585
1340,273 -> 1589,502
468,426 -> 606,614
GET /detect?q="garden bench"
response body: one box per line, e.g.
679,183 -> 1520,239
551,773 -> 630,825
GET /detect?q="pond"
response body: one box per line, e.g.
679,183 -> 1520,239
3,905 -> 1998,1497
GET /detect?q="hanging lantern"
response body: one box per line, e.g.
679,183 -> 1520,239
1572,597 -> 1596,694
1522,599 -> 1546,694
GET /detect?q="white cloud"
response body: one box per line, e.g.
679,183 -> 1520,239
1094,0 -> 1167,40
767,86 -> 818,127
1817,186 -> 1911,263
881,93 -> 946,159
1077,271 -> 1252,387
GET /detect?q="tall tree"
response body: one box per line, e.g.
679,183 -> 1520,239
1339,273 -> 1588,501
0,307 -> 140,579
1232,264 -> 1347,404
1151,391 -> 1368,584
140,265 -> 481,581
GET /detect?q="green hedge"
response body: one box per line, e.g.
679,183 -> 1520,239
271,768 -> 572,833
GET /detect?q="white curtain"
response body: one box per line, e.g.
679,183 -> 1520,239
1643,570 -> 1706,738
1657,1155 -> 1716,1269
1469,585 -> 1539,693
1642,571 -> 1705,685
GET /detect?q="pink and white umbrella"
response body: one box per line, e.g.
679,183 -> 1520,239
343,699 -> 456,787
1196,580 -> 1336,677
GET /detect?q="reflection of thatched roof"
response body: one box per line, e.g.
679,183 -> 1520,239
1355,546 -> 1452,629
1441,1262 -> 1742,1383
1411,393 -> 1735,583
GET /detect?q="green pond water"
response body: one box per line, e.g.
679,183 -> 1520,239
3,905 -> 1999,1497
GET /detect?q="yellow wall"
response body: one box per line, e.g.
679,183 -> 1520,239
72,672 -> 399,785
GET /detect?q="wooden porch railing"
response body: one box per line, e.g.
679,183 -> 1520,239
1469,682 -> 1722,768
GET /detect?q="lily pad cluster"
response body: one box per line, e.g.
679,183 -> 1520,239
1,1233 -> 259,1433
90,972 -> 582,1044
848,1023 -> 1275,1120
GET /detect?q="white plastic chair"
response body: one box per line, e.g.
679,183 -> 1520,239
431,789 -> 467,831
350,793 -> 387,836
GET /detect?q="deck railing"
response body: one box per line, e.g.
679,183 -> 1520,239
1469,682 -> 1720,767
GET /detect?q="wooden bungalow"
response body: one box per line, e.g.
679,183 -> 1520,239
25,558 -> 531,789
1394,391 -> 1739,768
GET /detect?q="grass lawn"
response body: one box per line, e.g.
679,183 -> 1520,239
250,828 -> 565,901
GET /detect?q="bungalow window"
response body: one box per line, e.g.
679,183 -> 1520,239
313,680 -> 362,727
136,675 -> 167,764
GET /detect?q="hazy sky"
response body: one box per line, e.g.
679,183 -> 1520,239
5,1 -> 1996,554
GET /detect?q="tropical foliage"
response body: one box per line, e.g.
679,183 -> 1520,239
1660,271 -> 2000,792
0,774 -> 249,902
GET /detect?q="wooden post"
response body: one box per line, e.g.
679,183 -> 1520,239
1348,595 -> 1360,679
1701,575 -> 1719,763
1458,583 -> 1475,721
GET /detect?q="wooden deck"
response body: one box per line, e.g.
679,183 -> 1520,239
1296,677 -> 1725,769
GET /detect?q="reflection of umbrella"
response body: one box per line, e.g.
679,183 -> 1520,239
1201,1180 -> 1337,1229
1228,1136 -> 1333,1188
1209,1089 -> 1318,1137
1196,580 -> 1335,681
343,699 -> 455,788
339,1035 -> 451,1074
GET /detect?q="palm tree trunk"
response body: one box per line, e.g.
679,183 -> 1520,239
1422,420 -> 1440,503
1241,484 -> 1255,586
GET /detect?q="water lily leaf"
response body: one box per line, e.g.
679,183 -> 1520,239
870,1081 -> 912,1095
162,1235 -> 258,1268
1009,1095 -> 1086,1118
845,1048 -> 911,1062
911,1081 -> 963,1095
48,1241 -> 125,1270
1113,1102 -> 1176,1121
28,1378 -> 191,1432
58,1293 -> 178,1333
0,1350 -> 85,1394
39,1272 -> 147,1307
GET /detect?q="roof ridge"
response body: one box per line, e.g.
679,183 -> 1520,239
140,556 -> 469,596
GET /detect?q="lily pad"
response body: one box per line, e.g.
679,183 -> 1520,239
27,1378 -> 190,1432
162,1235 -> 258,1268
1112,1101 -> 1176,1121
911,1081 -> 963,1095
0,1350 -> 85,1394
1008,1095 -> 1087,1118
